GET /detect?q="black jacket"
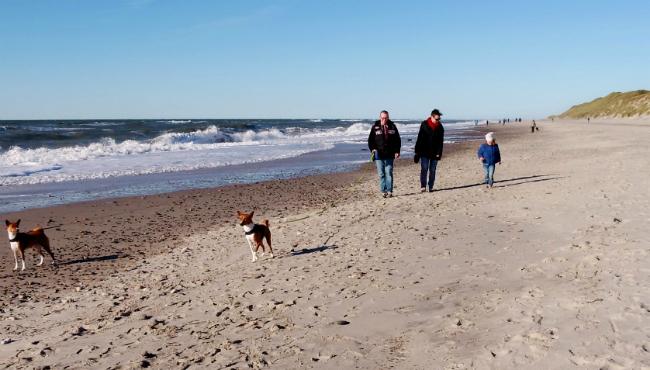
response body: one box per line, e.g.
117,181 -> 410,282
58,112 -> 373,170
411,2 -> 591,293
368,120 -> 401,159
414,119 -> 444,159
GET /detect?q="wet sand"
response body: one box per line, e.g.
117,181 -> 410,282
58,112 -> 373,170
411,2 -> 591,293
0,165 -> 377,306
1,120 -> 649,369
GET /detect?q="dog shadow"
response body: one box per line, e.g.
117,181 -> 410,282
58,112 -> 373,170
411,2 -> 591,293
58,254 -> 126,266
290,245 -> 338,256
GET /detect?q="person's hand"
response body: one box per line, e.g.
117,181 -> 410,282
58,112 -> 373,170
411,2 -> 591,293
395,153 -> 400,159
479,157 -> 484,161
435,155 -> 441,160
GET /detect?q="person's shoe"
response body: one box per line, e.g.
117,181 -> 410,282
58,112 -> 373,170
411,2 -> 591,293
389,192 -> 393,198
428,188 -> 434,193
420,187 -> 426,193
383,192 -> 388,198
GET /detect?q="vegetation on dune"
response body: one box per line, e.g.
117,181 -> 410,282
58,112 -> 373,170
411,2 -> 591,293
553,90 -> 650,119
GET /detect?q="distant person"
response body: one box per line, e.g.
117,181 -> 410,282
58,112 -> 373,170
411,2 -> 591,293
368,110 -> 401,198
477,132 -> 501,188
414,109 -> 445,192
531,120 -> 538,133
587,117 -> 590,124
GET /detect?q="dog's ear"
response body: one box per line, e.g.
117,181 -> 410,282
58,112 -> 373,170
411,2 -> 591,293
236,211 -> 242,216
16,219 -> 20,227
4,220 -> 9,227
250,210 -> 254,217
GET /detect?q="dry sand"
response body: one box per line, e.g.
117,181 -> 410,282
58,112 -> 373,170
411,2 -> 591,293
1,120 -> 649,369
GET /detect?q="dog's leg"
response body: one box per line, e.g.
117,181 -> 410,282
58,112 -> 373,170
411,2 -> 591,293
12,250 -> 18,271
18,249 -> 26,271
265,232 -> 274,258
42,237 -> 56,265
247,239 -> 258,262
35,246 -> 44,266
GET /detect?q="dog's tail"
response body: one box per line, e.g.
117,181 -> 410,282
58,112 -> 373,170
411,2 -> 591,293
30,226 -> 45,235
262,219 -> 270,228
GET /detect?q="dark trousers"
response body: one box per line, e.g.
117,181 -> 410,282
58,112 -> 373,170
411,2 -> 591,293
419,156 -> 438,190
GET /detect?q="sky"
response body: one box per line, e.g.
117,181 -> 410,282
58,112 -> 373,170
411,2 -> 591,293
1,0 -> 649,120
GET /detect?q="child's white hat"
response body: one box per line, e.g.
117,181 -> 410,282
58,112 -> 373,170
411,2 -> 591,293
485,132 -> 495,142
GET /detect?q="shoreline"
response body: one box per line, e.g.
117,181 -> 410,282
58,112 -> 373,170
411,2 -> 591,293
0,122 -> 483,213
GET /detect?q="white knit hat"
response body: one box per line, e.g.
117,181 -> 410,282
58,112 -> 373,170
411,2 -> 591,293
485,132 -> 495,142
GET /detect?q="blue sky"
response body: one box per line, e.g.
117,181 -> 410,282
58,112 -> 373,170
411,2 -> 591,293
1,0 -> 649,119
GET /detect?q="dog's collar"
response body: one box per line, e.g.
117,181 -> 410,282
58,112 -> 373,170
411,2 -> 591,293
9,237 -> 18,242
244,224 -> 260,235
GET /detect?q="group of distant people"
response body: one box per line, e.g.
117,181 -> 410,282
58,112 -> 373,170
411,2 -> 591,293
367,109 -> 502,198
475,118 -> 523,126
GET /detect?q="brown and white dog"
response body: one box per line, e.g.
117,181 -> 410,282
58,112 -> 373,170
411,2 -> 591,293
236,211 -> 273,262
5,219 -> 56,271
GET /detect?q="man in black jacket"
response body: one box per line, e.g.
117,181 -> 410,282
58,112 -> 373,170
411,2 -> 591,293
367,110 -> 401,198
414,109 -> 445,192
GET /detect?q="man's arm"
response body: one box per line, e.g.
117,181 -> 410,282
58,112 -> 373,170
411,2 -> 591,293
368,127 -> 376,152
394,125 -> 401,159
414,124 -> 423,155
436,126 -> 444,159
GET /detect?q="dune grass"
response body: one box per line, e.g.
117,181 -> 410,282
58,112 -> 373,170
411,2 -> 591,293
553,90 -> 650,119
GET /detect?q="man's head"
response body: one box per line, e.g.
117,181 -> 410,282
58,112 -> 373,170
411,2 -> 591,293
380,110 -> 389,125
431,109 -> 443,121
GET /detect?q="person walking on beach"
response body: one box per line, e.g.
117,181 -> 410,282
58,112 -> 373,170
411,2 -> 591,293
368,110 -> 401,198
531,120 -> 538,133
414,109 -> 445,192
477,132 -> 501,188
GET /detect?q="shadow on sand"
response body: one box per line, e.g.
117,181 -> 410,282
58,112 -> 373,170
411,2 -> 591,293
59,254 -> 126,266
290,245 -> 338,256
394,174 -> 562,197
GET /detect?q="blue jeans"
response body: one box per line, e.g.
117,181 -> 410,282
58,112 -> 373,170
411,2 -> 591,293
483,163 -> 495,186
419,156 -> 438,190
375,157 -> 394,193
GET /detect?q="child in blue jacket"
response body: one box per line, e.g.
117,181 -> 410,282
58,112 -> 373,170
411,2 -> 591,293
477,132 -> 501,187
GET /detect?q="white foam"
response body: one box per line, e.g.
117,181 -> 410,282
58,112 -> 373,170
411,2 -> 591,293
0,123 -> 376,185
0,121 -> 437,186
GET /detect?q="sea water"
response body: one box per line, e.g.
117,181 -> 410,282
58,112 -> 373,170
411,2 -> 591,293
0,119 -> 479,212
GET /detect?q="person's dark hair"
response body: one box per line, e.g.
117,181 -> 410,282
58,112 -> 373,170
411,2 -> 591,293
380,110 -> 389,115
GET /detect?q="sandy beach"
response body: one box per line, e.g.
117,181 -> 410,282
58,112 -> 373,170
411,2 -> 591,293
1,120 -> 649,369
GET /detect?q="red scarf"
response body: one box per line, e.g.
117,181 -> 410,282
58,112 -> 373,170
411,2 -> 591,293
427,117 -> 440,130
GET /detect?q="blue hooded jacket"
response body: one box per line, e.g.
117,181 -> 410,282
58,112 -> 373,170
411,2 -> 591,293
477,143 -> 501,165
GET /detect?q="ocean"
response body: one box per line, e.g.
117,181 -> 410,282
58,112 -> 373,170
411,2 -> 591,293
0,119 -> 480,212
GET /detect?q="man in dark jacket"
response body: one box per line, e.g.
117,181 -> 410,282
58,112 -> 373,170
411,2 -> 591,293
414,109 -> 445,192
368,110 -> 401,198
